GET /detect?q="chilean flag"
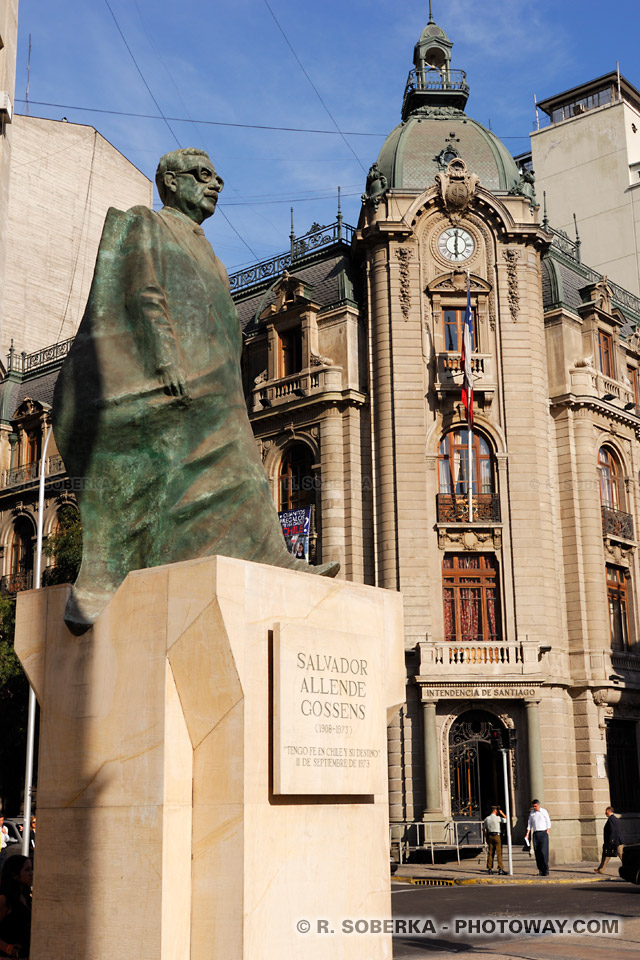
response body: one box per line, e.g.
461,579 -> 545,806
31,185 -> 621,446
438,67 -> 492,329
461,274 -> 473,426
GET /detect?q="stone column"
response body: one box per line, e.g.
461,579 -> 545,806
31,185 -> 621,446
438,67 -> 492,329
525,699 -> 545,803
422,699 -> 440,812
319,405 -> 345,569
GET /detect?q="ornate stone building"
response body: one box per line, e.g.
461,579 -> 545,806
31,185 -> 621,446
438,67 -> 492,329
236,14 -> 640,861
0,12 -> 638,861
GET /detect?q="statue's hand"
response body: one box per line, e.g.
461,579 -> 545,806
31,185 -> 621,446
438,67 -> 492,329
160,363 -> 190,401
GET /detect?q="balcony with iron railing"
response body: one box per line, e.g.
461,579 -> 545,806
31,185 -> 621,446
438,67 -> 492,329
402,68 -> 469,118
436,493 -> 500,524
601,504 -> 634,541
250,365 -> 343,412
0,571 -> 33,595
2,455 -> 65,490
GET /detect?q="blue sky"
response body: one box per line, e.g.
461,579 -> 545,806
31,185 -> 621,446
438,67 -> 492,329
14,0 -> 640,272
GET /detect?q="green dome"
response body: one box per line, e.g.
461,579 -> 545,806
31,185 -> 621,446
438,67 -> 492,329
377,112 -> 520,194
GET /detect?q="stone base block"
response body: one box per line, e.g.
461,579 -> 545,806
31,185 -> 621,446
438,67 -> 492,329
15,556 -> 404,959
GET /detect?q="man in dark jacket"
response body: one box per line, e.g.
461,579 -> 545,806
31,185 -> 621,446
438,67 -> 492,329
595,806 -> 624,874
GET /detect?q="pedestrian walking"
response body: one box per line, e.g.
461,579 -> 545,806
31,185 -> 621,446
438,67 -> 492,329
594,806 -> 623,874
525,799 -> 551,876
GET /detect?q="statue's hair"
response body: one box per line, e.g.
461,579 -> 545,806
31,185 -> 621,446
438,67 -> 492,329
156,148 -> 210,203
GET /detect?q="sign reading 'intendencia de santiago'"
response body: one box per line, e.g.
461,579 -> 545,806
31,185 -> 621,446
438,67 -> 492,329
272,622 -> 387,796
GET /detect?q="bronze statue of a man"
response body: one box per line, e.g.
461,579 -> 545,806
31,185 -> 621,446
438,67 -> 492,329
53,148 -> 338,633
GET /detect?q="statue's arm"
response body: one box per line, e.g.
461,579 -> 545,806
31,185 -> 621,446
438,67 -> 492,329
122,208 -> 188,398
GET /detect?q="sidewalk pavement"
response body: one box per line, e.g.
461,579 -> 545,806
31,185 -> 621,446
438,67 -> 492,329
393,852 -> 625,885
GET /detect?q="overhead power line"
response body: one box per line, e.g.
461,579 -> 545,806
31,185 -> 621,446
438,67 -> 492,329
102,0 -> 258,261
14,99 -> 388,137
262,0 -> 367,172
103,0 -> 180,148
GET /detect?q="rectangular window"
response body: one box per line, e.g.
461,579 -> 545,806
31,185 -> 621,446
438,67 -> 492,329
443,308 -> 476,353
606,720 -> 640,813
442,554 -> 500,643
598,330 -> 613,378
606,565 -> 630,650
279,329 -> 303,378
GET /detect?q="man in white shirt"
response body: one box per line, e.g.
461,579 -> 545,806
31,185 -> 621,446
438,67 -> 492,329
483,805 -> 507,874
0,817 -> 8,850
525,799 -> 551,876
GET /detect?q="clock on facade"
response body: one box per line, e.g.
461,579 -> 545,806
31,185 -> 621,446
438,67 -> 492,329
437,227 -> 475,262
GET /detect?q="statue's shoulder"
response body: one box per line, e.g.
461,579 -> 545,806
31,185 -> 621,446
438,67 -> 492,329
97,206 -> 166,255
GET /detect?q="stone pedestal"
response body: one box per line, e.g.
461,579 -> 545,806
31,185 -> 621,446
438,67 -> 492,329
15,556 -> 404,960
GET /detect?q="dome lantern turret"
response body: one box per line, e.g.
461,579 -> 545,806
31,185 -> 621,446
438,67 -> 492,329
403,5 -> 469,120
374,6 -> 520,195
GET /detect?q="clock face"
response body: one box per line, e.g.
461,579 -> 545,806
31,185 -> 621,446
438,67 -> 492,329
437,227 -> 475,262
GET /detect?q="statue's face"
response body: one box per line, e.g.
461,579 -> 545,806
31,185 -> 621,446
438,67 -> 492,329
163,156 -> 224,224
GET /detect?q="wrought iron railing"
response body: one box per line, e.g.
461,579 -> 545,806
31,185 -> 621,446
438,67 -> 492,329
228,220 -> 354,293
611,651 -> 640,673
546,226 -> 640,318
7,337 -> 74,375
601,504 -> 634,541
436,493 -> 501,523
2,455 -> 65,489
0,571 -> 33,595
403,67 -> 469,98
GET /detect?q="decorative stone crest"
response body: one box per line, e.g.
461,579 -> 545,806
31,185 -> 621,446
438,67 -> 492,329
502,249 -> 520,321
361,162 -> 388,211
395,247 -> 414,318
435,158 -> 478,217
437,528 -> 501,551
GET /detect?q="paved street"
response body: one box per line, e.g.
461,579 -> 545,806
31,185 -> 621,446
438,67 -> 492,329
391,878 -> 640,959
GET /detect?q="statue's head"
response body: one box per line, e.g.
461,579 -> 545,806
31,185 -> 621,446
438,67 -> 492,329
156,148 -> 224,224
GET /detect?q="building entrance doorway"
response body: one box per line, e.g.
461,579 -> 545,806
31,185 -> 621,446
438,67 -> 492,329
449,710 -> 509,820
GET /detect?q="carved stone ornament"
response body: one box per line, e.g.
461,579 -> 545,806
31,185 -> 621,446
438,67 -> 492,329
361,162 -> 388,211
13,396 -> 46,420
573,355 -> 594,368
592,277 -> 613,314
626,330 -> 640,354
310,353 -> 333,367
435,158 -> 479,217
502,249 -> 520,321
253,369 -> 268,386
437,528 -> 501,551
395,247 -> 414,318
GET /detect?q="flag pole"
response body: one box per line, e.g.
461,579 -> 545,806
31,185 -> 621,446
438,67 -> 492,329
468,403 -> 473,523
465,270 -> 473,523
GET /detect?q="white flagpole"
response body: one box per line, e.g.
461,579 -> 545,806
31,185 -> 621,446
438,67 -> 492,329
466,270 -> 473,523
468,410 -> 473,523
21,426 -> 52,855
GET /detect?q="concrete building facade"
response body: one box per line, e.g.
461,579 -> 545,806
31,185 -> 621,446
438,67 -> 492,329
2,115 -> 152,358
531,71 -> 640,298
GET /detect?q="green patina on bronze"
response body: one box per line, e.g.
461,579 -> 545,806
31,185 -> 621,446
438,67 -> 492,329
53,148 -> 338,634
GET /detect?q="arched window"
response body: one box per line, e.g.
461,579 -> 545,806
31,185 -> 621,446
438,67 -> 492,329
598,446 -> 622,510
278,443 -> 319,563
8,517 -> 34,592
437,429 -> 498,522
278,443 -> 315,512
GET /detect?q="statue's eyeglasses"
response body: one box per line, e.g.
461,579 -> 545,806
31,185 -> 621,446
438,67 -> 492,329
174,165 -> 220,185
